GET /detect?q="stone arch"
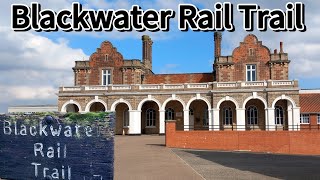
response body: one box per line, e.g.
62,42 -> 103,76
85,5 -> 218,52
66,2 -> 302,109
161,96 -> 186,111
110,98 -> 133,111
186,95 -> 211,110
61,100 -> 82,113
137,96 -> 161,111
242,95 -> 267,109
271,95 -> 297,108
216,96 -> 240,109
85,99 -> 107,112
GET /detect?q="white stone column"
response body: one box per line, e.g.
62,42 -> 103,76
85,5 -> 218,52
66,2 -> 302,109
212,108 -> 220,131
236,108 -> 246,131
159,110 -> 165,134
266,108 -> 275,131
292,107 -> 301,131
183,109 -> 189,131
209,109 -> 214,131
128,110 -> 141,135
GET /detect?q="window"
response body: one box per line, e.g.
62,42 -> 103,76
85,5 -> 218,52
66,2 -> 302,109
189,108 -> 194,116
275,106 -> 284,125
224,107 -> 233,125
203,108 -> 209,126
105,54 -> 108,61
300,114 -> 310,124
102,69 -> 111,85
246,65 -> 256,81
249,48 -> 254,56
123,108 -> 129,127
165,108 -> 175,120
146,109 -> 156,127
247,106 -> 258,125
318,114 -> 320,124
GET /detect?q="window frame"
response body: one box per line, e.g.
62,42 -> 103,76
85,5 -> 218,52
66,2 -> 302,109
300,114 -> 310,124
102,69 -> 112,85
246,64 -> 257,82
275,106 -> 284,125
223,107 -> 233,125
247,105 -> 258,125
123,108 -> 129,127
318,114 -> 320,124
165,108 -> 175,120
146,108 -> 156,127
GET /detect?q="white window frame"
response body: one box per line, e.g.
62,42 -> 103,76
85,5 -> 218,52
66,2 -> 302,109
102,69 -> 111,85
318,114 -> 320,124
224,107 -> 233,125
300,114 -> 310,124
123,108 -> 129,127
146,108 -> 156,127
165,108 -> 175,120
247,106 -> 258,125
275,106 -> 284,125
246,64 -> 256,81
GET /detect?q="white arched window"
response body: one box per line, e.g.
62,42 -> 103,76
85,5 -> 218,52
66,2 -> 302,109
275,106 -> 284,125
165,108 -> 175,120
123,108 -> 129,127
224,107 -> 233,125
247,106 -> 258,125
146,109 -> 156,127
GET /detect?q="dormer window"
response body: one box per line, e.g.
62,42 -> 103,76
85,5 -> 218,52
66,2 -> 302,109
105,54 -> 108,61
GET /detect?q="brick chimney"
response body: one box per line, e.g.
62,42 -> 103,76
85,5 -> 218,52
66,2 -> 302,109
280,42 -> 284,53
142,35 -> 153,71
214,32 -> 222,58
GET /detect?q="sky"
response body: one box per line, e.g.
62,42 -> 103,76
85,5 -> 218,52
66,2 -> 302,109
0,0 -> 319,113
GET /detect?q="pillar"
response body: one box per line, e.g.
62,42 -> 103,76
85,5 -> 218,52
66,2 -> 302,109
183,109 -> 189,131
159,110 -> 165,134
236,108 -> 246,131
209,109 -> 214,131
212,108 -> 220,131
128,110 -> 141,135
266,108 -> 275,131
292,107 -> 300,131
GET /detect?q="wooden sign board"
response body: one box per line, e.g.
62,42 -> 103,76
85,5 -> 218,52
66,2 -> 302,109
0,112 -> 114,180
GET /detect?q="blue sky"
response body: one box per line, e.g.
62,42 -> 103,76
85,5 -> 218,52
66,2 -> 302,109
0,0 -> 320,113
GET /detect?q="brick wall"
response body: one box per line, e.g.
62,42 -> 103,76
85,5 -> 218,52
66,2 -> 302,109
166,121 -> 320,155
145,73 -> 213,84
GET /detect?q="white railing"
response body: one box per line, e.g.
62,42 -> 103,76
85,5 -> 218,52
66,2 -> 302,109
187,83 -> 209,89
139,84 -> 161,90
84,86 -> 108,91
217,82 -> 237,88
272,80 -> 294,86
241,81 -> 266,87
111,85 -> 131,90
163,84 -> 184,89
61,87 -> 81,91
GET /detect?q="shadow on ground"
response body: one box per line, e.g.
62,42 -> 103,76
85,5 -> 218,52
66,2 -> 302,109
181,150 -> 320,179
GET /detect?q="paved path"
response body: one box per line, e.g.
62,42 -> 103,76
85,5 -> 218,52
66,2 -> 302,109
172,149 -> 320,180
114,135 -> 203,180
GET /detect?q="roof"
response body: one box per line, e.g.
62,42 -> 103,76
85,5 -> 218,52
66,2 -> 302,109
300,93 -> 320,113
145,73 -> 214,84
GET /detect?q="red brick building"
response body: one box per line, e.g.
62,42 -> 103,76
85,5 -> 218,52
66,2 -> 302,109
57,33 -> 319,135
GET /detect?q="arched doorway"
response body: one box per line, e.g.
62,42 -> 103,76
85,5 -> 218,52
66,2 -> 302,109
245,99 -> 266,130
188,100 -> 209,130
219,101 -> 237,130
89,102 -> 106,112
66,104 -> 79,113
141,101 -> 160,134
273,100 -> 291,130
115,103 -> 130,135
164,100 -> 184,130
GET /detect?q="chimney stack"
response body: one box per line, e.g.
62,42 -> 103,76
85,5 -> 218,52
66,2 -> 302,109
274,49 -> 278,54
280,42 -> 284,53
214,32 -> 222,58
142,35 -> 153,71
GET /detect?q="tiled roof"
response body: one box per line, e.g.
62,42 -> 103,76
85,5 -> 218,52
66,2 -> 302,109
300,93 -> 320,113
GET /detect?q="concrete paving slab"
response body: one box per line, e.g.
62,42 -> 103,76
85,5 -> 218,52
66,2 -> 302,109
114,135 -> 203,180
